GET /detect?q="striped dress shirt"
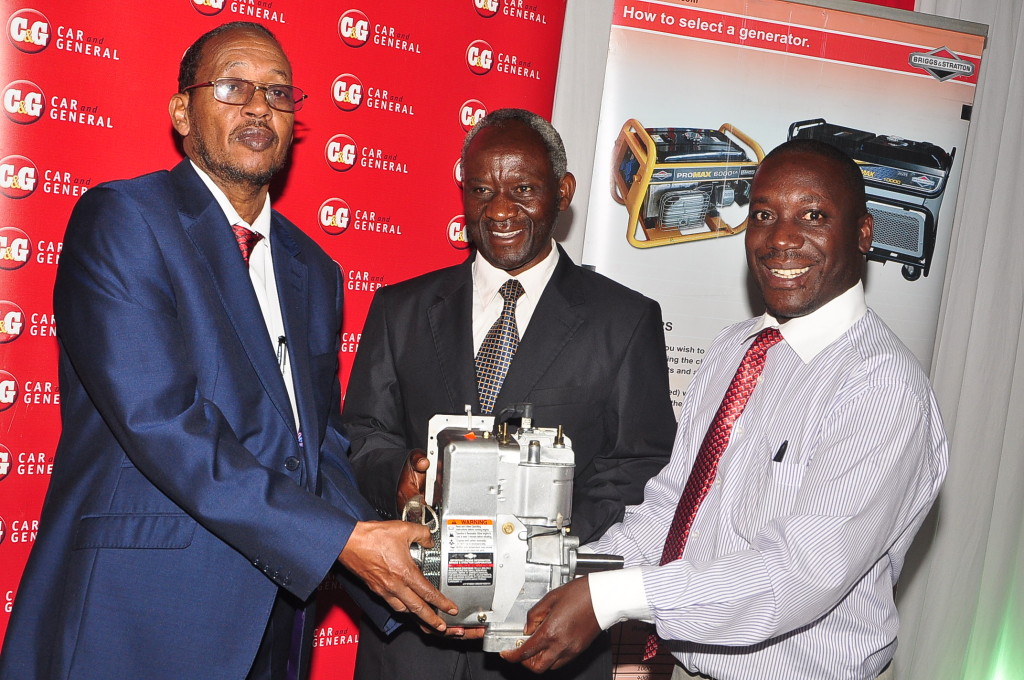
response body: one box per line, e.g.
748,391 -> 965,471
588,283 -> 947,680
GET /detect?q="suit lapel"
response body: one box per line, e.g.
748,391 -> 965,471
496,249 -> 584,409
427,262 -> 478,412
173,161 -> 296,433
272,220 -> 317,443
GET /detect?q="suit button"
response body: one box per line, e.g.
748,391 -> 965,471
285,457 -> 300,471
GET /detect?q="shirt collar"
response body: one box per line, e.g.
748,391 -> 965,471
471,240 -> 560,304
190,160 -> 272,238
751,281 -> 867,363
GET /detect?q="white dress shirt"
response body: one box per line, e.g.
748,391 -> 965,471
588,282 -> 947,680
471,241 -> 559,352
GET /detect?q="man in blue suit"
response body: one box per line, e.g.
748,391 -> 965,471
0,22 -> 453,680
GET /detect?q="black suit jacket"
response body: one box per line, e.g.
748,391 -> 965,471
343,246 -> 676,544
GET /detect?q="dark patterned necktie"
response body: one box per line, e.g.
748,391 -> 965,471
232,223 -> 263,266
644,327 -> 783,660
475,278 -> 525,414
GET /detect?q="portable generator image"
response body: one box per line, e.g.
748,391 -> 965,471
405,405 -> 622,652
611,119 -> 765,248
788,118 -> 954,281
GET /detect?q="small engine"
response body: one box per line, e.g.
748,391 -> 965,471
406,406 -> 622,652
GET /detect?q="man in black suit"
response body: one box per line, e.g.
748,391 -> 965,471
343,109 -> 676,680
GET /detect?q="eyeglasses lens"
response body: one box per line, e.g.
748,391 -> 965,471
212,79 -> 301,112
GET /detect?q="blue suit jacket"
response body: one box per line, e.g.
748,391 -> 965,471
0,161 -> 394,680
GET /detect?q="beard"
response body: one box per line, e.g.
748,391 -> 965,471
190,120 -> 287,189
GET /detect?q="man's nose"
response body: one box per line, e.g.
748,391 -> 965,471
241,87 -> 272,116
485,191 -> 517,222
770,217 -> 805,250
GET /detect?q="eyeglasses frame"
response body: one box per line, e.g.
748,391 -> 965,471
181,77 -> 308,113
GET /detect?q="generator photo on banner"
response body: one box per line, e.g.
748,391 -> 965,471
582,0 -> 985,413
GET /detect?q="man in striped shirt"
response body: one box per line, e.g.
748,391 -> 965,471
502,139 -> 948,680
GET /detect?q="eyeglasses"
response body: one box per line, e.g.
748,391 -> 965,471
182,78 -> 308,113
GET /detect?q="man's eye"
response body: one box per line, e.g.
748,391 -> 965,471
804,210 -> 824,220
750,210 -> 771,221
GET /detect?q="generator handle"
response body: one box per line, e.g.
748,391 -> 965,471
611,118 -> 657,206
719,123 -> 766,162
787,118 -> 827,141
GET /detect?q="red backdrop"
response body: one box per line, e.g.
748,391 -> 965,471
0,0 -> 918,675
0,1 -> 566,675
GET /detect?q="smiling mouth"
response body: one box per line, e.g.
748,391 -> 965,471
489,228 -> 524,240
770,266 -> 810,279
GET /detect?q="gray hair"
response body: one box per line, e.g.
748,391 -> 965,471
461,108 -> 568,178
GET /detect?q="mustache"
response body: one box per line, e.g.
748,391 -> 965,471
481,217 -> 531,231
757,248 -> 815,264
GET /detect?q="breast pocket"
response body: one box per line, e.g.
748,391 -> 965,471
731,436 -> 807,539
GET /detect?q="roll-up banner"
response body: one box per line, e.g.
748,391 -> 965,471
578,1 -> 986,677
0,2 -> 566,676
583,0 -> 985,411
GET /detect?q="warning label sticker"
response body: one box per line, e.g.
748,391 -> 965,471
445,518 -> 495,586
447,552 -> 494,586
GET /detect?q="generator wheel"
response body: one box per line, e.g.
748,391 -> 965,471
902,264 -> 922,281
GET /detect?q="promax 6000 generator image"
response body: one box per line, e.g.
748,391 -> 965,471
611,119 -> 765,248
788,118 -> 954,281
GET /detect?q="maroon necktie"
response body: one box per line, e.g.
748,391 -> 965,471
644,327 -> 783,660
232,223 -> 263,266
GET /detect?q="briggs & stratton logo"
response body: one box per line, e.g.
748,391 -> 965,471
325,134 -> 358,172
459,99 -> 486,132
3,80 -> 45,124
0,444 -> 11,482
339,10 -> 369,48
332,74 -> 363,111
474,0 -> 499,18
909,46 -> 976,82
447,216 -> 469,250
466,40 -> 493,75
191,0 -> 225,15
0,301 -> 25,343
0,156 -> 38,199
7,9 -> 50,54
0,370 -> 19,413
0,227 -> 32,270
319,198 -> 351,235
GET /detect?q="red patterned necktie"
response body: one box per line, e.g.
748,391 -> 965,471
232,223 -> 263,266
644,327 -> 783,660
475,278 -> 525,414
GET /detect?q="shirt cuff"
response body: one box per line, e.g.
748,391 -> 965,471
587,566 -> 653,630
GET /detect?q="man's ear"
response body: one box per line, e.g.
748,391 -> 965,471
169,93 -> 190,137
857,211 -> 873,254
558,171 -> 576,211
